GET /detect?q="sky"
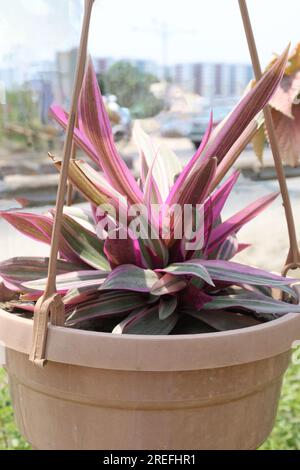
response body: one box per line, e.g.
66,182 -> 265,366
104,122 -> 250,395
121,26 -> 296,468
0,0 -> 300,68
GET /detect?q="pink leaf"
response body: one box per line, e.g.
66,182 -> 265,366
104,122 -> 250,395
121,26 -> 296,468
0,211 -> 81,264
166,114 -> 213,207
164,158 -> 217,248
50,105 -> 99,165
79,60 -> 143,204
180,284 -> 212,310
205,171 -> 240,224
207,192 -> 279,254
104,227 -> 147,269
202,47 -> 289,163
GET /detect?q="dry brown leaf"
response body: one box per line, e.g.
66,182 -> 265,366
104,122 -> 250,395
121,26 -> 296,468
0,282 -> 19,302
251,126 -> 266,164
270,71 -> 300,118
272,106 -> 300,166
285,43 -> 300,76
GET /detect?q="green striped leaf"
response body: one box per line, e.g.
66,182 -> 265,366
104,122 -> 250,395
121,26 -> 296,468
159,296 -> 178,320
157,262 -> 214,287
113,305 -> 179,335
66,291 -> 146,326
61,214 -> 110,271
101,265 -> 159,293
203,293 -> 300,315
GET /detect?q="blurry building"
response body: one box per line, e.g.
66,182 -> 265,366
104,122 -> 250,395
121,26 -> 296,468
169,62 -> 253,104
0,66 -> 24,90
56,48 -> 78,109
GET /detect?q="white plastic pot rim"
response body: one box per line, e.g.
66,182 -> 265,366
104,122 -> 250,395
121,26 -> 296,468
1,309 -> 300,371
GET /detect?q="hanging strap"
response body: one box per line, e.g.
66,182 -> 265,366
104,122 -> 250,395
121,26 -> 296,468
238,0 -> 300,277
29,0 -> 95,367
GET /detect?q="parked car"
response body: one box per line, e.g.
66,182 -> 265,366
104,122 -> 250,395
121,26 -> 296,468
189,106 -> 233,148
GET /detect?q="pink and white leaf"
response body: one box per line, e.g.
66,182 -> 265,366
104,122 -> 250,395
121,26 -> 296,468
79,60 -> 143,204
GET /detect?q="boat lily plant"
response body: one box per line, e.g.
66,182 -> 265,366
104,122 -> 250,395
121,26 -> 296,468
1,49 -> 299,335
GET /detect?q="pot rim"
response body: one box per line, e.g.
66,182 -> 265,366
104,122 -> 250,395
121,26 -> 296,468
1,308 -> 300,371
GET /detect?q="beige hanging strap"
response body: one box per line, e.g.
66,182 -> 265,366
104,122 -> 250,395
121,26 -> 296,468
238,0 -> 300,277
29,0 -> 95,367
66,118 -> 78,207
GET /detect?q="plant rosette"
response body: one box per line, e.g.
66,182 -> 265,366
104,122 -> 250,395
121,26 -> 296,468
1,50 -> 300,450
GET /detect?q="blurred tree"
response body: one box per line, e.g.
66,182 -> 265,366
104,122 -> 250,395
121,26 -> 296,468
100,61 -> 163,119
5,89 -> 39,126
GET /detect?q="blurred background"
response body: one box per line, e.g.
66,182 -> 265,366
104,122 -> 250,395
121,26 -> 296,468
0,0 -> 299,193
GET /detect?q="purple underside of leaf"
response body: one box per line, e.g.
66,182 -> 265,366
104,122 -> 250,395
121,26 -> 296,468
180,284 -> 212,310
104,228 -> 146,269
201,47 -> 289,163
78,59 -> 143,204
207,192 -> 279,254
237,243 -> 251,254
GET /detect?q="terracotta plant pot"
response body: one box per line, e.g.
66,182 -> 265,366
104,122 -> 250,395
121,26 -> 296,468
1,308 -> 300,450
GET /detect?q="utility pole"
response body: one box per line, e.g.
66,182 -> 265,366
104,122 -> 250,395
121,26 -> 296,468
132,20 -> 196,81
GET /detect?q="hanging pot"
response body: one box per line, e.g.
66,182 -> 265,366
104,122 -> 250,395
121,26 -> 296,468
1,308 -> 300,450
